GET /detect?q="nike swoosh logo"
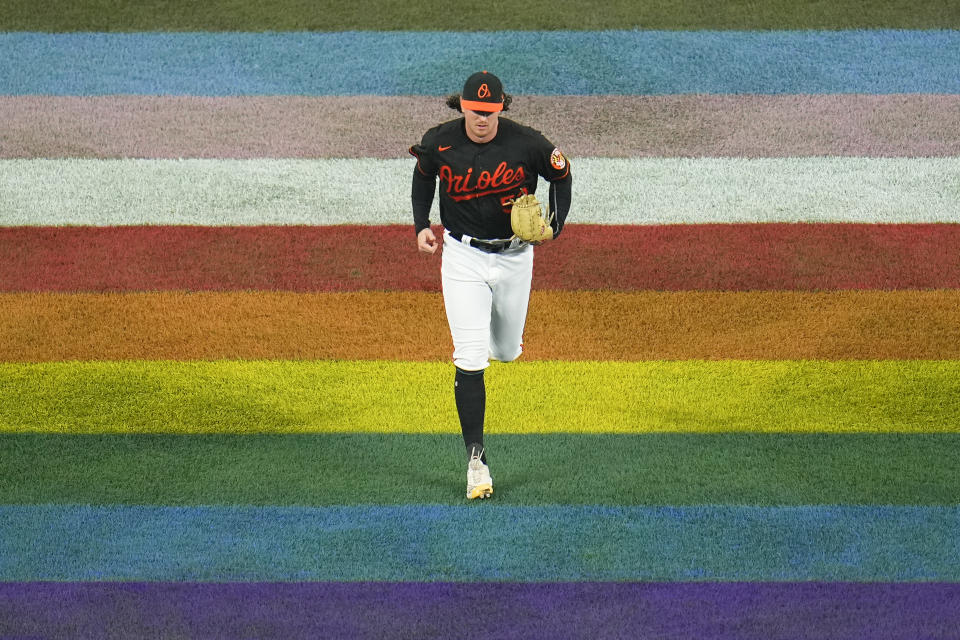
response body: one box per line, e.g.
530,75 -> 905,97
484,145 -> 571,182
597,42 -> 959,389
439,145 -> 452,151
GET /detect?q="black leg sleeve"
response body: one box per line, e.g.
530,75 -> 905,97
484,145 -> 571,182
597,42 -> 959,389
454,367 -> 486,462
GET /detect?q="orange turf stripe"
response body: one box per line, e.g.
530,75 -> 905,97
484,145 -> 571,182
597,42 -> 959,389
2,290 -> 959,362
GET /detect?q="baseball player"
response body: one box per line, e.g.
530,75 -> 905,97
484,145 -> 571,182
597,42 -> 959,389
409,71 -> 572,499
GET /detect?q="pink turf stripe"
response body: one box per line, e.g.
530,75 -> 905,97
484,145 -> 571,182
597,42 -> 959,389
2,95 -> 958,159
2,224 -> 958,292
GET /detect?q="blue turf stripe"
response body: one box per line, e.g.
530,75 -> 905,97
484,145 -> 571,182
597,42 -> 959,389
1,31 -> 957,95
1,505 -> 957,581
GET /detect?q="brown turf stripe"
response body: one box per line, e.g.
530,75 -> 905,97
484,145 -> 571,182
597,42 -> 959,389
2,290 -> 958,362
2,95 -> 958,159
3,224 -> 960,293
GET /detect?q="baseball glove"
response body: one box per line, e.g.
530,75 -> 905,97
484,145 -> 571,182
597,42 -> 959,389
510,194 -> 554,243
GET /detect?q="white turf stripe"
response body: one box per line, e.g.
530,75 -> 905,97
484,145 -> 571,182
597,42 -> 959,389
2,158 -> 958,226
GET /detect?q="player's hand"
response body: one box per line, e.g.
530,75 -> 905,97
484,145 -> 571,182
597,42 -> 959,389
417,228 -> 439,254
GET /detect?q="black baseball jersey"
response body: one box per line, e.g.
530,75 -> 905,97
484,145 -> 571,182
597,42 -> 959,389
409,117 -> 571,240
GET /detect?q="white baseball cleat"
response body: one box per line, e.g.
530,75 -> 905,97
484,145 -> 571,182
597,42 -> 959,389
466,448 -> 493,500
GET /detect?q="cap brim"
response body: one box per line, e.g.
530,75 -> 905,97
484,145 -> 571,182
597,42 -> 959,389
461,99 -> 503,113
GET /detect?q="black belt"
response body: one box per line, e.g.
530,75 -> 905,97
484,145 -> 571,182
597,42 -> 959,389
449,232 -> 512,254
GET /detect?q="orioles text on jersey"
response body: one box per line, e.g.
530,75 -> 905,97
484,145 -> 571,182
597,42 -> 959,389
438,162 -> 526,202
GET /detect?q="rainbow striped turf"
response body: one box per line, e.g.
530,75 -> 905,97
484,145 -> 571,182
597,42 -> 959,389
2,8 -> 960,639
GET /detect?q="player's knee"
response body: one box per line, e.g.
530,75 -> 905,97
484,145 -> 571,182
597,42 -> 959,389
453,351 -> 489,371
489,344 -> 523,363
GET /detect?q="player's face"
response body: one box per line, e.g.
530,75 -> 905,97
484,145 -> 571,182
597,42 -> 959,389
463,108 -> 499,143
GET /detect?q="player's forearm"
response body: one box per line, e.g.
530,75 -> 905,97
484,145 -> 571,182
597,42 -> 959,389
411,169 -> 436,234
549,175 -> 572,236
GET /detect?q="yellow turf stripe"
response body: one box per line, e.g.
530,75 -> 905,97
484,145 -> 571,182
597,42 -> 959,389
1,360 -> 957,434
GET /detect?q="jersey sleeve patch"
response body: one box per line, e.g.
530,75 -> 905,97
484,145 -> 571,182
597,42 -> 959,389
550,148 -> 567,171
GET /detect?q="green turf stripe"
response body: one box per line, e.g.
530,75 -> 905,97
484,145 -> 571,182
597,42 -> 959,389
1,0 -> 956,30
2,433 -> 958,506
3,158 -> 959,226
1,361 -> 957,434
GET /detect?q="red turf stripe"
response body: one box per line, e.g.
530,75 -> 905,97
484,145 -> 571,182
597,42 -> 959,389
2,224 -> 958,292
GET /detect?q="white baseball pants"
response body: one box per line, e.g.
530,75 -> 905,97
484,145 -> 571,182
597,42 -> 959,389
441,231 -> 534,372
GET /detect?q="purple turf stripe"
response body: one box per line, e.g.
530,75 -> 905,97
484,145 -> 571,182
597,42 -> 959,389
1,582 -> 958,639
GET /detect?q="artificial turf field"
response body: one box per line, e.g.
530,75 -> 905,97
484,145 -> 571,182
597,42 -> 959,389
2,1 -> 959,637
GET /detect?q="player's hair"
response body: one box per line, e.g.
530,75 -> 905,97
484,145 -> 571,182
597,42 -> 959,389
446,93 -> 513,112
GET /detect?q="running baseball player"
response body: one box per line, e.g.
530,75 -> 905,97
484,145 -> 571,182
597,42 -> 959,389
409,71 -> 572,499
